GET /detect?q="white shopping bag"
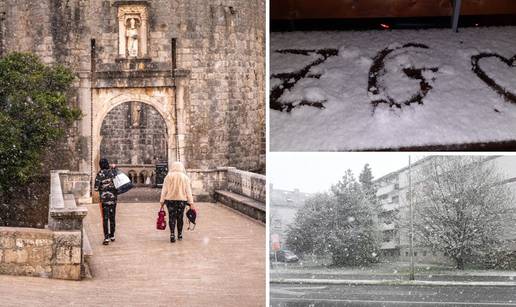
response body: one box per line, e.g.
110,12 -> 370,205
113,169 -> 133,194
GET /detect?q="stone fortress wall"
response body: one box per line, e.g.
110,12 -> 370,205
100,102 -> 168,165
0,0 -> 265,175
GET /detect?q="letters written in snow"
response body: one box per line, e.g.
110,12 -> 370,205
367,43 -> 439,109
270,49 -> 338,112
270,44 -> 516,113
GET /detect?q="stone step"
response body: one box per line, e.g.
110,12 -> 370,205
214,190 -> 265,223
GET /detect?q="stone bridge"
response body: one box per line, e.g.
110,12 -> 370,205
0,168 -> 265,306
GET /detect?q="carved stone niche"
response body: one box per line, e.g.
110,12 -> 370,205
114,1 -> 150,59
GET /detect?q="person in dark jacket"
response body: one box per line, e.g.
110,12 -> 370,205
94,158 -> 118,245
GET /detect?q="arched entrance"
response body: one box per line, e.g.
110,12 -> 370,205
99,102 -> 167,186
88,89 -> 182,201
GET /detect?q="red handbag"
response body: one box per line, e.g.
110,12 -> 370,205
156,208 -> 166,230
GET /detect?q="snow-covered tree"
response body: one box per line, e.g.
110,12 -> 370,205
328,170 -> 380,265
359,164 -> 374,191
413,156 -> 516,270
286,168 -> 380,266
285,192 -> 330,257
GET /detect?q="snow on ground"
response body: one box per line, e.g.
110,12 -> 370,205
271,267 -> 516,277
270,27 -> 516,151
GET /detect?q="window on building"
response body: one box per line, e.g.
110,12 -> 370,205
423,251 -> 427,256
383,232 -> 392,242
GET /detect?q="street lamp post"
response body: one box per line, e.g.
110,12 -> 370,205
409,155 -> 415,280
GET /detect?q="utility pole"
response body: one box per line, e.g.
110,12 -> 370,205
409,155 -> 415,280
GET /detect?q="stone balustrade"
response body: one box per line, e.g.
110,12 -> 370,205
227,168 -> 266,203
58,171 -> 91,205
117,164 -> 155,186
0,170 -> 90,280
48,170 -> 88,231
188,167 -> 233,202
187,167 -> 265,203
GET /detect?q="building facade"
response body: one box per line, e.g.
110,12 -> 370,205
270,185 -> 311,245
0,0 -> 265,185
375,156 -> 516,264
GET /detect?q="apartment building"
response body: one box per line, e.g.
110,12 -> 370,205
270,185 -> 311,245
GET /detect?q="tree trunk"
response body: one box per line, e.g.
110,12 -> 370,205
456,257 -> 464,270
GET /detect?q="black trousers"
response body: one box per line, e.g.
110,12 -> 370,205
101,203 -> 116,239
165,200 -> 186,237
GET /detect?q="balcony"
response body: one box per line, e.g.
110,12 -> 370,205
377,184 -> 396,196
379,223 -> 395,231
380,241 -> 398,250
381,202 -> 400,212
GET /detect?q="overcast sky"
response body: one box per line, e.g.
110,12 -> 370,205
269,153 -> 427,193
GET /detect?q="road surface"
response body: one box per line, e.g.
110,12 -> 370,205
271,283 -> 516,306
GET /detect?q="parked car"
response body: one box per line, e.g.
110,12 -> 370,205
270,250 -> 299,263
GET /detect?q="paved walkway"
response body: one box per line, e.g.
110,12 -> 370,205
0,202 -> 265,306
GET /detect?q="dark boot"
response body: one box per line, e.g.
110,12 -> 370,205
170,236 -> 176,243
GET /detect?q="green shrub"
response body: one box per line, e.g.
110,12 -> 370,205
0,52 -> 80,196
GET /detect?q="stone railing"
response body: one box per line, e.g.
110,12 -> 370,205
188,167 -> 233,202
0,170 -> 90,280
57,171 -> 91,205
117,164 -> 155,186
212,168 -> 266,222
227,168 -> 266,203
187,167 -> 266,203
48,170 -> 88,231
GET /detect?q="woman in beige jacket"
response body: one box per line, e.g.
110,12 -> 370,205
160,161 -> 195,242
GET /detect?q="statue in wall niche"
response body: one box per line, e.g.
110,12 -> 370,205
130,102 -> 142,128
126,18 -> 140,57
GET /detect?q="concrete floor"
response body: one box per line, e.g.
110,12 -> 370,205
0,202 -> 265,306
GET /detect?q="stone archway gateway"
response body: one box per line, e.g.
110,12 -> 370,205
99,101 -> 168,186
89,88 -> 185,184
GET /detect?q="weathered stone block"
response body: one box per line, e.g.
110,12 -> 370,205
0,263 -> 29,276
13,265 -> 36,276
54,231 -> 81,246
0,236 -> 14,249
52,264 -> 81,280
3,250 -> 16,264
71,247 -> 81,264
29,247 -> 53,265
32,265 -> 52,278
4,249 -> 28,264
35,238 -> 53,247
16,238 -> 34,248
56,246 -> 73,264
